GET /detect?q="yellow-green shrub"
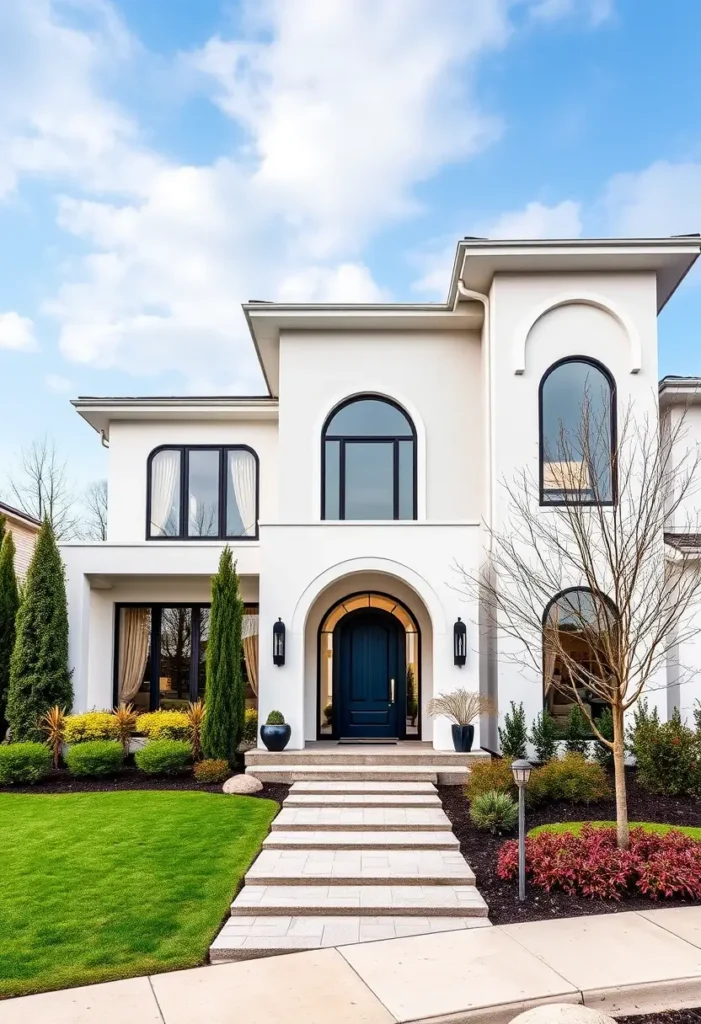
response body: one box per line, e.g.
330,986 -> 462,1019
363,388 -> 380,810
535,753 -> 610,804
136,710 -> 190,741
243,708 -> 258,745
64,712 -> 117,744
194,758 -> 230,783
465,759 -> 515,802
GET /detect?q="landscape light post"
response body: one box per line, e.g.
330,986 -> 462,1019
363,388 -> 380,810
511,758 -> 532,902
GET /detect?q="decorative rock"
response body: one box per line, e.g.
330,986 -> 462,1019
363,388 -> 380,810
223,774 -> 263,795
510,1004 -> 616,1024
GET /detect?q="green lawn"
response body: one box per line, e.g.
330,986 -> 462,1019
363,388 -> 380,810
0,790 -> 278,999
530,821 -> 701,840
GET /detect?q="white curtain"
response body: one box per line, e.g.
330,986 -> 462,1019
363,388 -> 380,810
118,608 -> 151,702
150,450 -> 179,535
242,613 -> 259,696
229,450 -> 256,536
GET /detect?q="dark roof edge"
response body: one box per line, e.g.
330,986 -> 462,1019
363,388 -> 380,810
0,501 -> 41,527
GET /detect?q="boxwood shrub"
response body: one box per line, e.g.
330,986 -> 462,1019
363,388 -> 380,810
0,742 -> 52,784
136,710 -> 190,741
135,739 -> 192,775
65,739 -> 124,777
64,711 -> 117,744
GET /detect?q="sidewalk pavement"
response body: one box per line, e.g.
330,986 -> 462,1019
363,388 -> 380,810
7,907 -> 701,1024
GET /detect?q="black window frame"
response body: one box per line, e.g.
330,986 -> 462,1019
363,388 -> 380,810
321,395 -> 417,520
146,444 -> 259,540
538,356 -> 617,507
113,602 -> 259,711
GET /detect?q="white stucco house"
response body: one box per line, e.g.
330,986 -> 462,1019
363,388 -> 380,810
60,235 -> 701,754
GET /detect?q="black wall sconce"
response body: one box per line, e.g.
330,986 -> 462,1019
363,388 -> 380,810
273,618 -> 286,666
453,617 -> 467,667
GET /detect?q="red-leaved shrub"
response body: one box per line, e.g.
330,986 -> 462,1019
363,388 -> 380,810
497,825 -> 701,901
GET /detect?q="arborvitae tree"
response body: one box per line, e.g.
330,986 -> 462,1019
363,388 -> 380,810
0,513 -> 6,550
0,532 -> 19,734
594,706 -> 614,769
6,518 -> 72,740
499,700 -> 528,759
529,708 -> 558,763
565,704 -> 589,755
201,546 -> 244,761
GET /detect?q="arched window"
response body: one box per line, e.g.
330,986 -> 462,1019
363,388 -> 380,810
542,587 -> 618,733
146,445 -> 258,540
539,357 -> 616,504
322,396 -> 416,520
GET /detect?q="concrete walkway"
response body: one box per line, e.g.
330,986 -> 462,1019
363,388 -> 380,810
9,907 -> 701,1023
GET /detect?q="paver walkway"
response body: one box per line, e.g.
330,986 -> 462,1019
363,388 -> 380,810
210,778 -> 488,960
11,908 -> 701,1023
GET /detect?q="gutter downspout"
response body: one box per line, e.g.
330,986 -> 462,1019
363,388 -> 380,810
455,279 -> 492,547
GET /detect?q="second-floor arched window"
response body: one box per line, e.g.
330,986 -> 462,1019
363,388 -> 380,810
147,445 -> 258,539
539,357 -> 616,505
322,395 -> 416,520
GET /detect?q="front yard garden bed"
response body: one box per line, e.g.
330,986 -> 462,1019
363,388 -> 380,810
0,790 -> 279,998
440,770 -> 701,927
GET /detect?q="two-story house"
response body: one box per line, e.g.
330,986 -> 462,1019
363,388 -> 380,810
60,235 -> 701,757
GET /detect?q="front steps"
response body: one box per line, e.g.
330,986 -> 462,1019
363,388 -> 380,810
209,775 -> 490,963
245,744 -> 489,786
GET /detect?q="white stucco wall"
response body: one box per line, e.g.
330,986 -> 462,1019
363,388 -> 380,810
276,329 -> 484,524
487,272 -> 668,745
664,402 -> 701,533
106,419 -> 279,542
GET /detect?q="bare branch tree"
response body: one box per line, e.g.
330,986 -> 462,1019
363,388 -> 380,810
458,394 -> 701,850
5,435 -> 81,540
82,479 -> 108,541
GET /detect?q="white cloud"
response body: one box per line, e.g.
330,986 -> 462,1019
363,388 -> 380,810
0,312 -> 37,351
602,161 -> 701,238
45,373 -> 71,392
412,199 -> 582,296
276,264 -> 391,303
488,199 -> 582,238
528,0 -> 613,26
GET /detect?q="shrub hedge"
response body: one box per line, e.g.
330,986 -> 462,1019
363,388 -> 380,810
135,739 -> 192,775
466,753 -> 609,807
136,711 -> 190,741
0,742 -> 52,784
64,712 -> 117,744
243,708 -> 258,745
65,740 -> 124,777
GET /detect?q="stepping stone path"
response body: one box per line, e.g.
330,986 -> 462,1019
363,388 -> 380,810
210,779 -> 490,961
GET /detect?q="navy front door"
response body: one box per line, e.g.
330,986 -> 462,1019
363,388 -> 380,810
335,609 -> 405,738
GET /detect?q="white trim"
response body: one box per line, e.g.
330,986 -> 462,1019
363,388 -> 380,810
514,292 -> 643,375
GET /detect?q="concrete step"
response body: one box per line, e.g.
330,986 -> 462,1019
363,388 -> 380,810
264,830 -> 459,850
231,884 -> 488,917
246,748 -> 488,767
210,914 -> 491,962
246,764 -> 468,785
284,793 -> 442,807
245,848 -> 475,886
271,806 -> 453,832
290,781 -> 438,794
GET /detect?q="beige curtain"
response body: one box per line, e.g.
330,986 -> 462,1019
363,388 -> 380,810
242,614 -> 259,696
118,608 -> 151,702
543,603 -> 559,696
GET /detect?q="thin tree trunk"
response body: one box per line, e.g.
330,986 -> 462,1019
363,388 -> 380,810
612,703 -> 629,850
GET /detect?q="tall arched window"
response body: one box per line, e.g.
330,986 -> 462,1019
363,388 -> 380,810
322,395 -> 416,520
539,357 -> 616,505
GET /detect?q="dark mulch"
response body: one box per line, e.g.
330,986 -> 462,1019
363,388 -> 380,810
439,769 -> 701,927
618,1012 -> 701,1024
0,766 -> 289,805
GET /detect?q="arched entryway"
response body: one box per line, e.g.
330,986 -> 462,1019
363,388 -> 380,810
318,592 -> 420,740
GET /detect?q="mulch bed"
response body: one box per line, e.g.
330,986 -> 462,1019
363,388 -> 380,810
617,1012 -> 701,1024
0,766 -> 289,805
439,769 -> 701,926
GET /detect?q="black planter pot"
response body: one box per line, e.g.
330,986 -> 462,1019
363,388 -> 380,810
451,724 -> 475,752
260,724 -> 291,752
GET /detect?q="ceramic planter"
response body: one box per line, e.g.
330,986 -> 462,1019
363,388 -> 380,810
451,724 -> 475,752
260,723 -> 291,752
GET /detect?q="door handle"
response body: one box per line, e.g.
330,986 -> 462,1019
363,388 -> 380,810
390,678 -> 395,703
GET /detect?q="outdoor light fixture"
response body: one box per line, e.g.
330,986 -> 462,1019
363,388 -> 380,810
273,618 -> 286,667
511,758 -> 532,901
453,617 -> 467,667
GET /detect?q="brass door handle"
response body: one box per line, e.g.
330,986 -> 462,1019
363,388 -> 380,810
390,678 -> 395,703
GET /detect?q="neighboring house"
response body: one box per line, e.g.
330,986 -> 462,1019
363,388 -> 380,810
60,235 -> 701,751
0,501 -> 40,578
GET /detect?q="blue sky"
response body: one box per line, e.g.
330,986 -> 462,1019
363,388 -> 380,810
0,0 -> 700,493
